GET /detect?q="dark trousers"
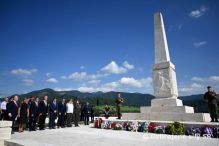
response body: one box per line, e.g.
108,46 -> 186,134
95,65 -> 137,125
0,110 -> 6,120
8,116 -> 17,132
104,112 -> 110,119
66,113 -> 73,127
29,115 -> 37,130
84,114 -> 89,125
208,103 -> 218,121
38,114 -> 47,130
116,105 -> 121,119
57,113 -> 65,127
73,112 -> 79,126
49,113 -> 57,128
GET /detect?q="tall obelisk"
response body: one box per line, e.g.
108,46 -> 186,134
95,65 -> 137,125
122,12 -> 210,122
152,12 -> 181,106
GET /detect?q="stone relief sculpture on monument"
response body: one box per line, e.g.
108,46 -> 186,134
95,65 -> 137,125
154,70 -> 171,98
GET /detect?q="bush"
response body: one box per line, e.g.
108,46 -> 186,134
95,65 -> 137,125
166,122 -> 185,135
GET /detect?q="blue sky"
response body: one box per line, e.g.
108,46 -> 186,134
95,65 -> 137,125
0,0 -> 219,96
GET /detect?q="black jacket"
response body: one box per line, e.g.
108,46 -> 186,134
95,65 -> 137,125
7,101 -> 19,120
58,102 -> 66,114
29,101 -> 39,116
39,100 -> 48,115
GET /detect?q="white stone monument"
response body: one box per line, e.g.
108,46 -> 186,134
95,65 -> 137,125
123,12 -> 210,122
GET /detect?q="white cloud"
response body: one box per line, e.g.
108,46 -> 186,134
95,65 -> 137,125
56,75 -> 152,93
101,61 -> 127,74
123,61 -> 135,70
191,83 -> 202,88
120,77 -> 152,88
209,76 -> 219,82
191,76 -> 219,82
191,76 -> 204,82
11,68 -> 37,76
54,87 -> 75,91
23,79 -> 34,86
88,80 -> 101,84
193,41 -> 207,48
46,78 -> 59,83
77,86 -> 95,92
68,72 -> 88,80
102,82 -> 120,90
120,77 -> 142,88
189,6 -> 208,18
62,72 -> 108,81
179,83 -> 203,95
180,75 -> 219,95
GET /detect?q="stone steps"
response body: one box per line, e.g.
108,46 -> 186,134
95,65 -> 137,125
123,112 -> 210,122
140,106 -> 194,113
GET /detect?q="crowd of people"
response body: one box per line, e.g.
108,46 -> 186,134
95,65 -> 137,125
1,86 -> 217,135
0,95 -> 98,133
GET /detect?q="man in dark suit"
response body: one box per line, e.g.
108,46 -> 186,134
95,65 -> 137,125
38,96 -> 48,130
49,97 -> 58,129
7,95 -> 19,133
57,98 -> 66,128
29,97 -> 39,131
83,102 -> 90,125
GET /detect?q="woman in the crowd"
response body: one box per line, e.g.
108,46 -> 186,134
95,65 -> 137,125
66,99 -> 74,127
18,98 -> 29,133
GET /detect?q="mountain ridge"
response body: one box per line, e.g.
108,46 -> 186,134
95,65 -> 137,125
5,88 -> 212,113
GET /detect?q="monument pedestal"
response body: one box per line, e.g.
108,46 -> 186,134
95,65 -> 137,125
123,98 -> 211,122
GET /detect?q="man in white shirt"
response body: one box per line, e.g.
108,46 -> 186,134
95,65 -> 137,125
0,97 -> 8,120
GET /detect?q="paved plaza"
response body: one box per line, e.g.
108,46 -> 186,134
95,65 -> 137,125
5,124 -> 219,146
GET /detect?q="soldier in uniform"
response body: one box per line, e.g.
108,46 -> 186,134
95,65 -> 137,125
115,93 -> 124,119
203,86 -> 218,122
73,100 -> 81,127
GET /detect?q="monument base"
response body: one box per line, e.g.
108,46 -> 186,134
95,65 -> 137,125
0,121 -> 12,146
123,98 -> 211,122
151,98 -> 183,106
